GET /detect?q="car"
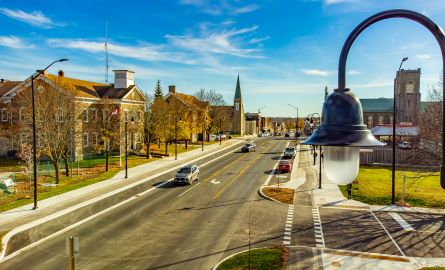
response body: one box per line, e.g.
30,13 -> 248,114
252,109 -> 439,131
174,164 -> 200,185
284,147 -> 296,158
398,141 -> 412,150
242,143 -> 256,152
215,134 -> 227,141
278,160 -> 292,173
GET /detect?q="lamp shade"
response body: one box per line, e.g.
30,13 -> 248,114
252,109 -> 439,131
303,89 -> 385,147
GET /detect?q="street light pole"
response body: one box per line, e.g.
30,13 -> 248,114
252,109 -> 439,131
175,115 -> 178,160
31,58 -> 69,210
392,57 -> 408,204
219,118 -> 222,145
287,104 -> 299,134
125,116 -> 128,178
258,106 -> 266,135
202,115 -> 206,151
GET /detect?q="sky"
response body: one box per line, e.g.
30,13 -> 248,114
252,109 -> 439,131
1,0 -> 445,117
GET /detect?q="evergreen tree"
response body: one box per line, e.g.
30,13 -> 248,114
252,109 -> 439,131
324,86 -> 329,101
154,80 -> 163,100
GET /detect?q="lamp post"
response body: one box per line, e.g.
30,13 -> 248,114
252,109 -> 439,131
202,114 -> 206,151
219,117 -> 225,145
287,104 -> 299,134
258,106 -> 266,135
31,58 -> 69,210
124,115 -> 134,179
303,9 -> 445,191
307,112 -> 322,188
392,57 -> 408,204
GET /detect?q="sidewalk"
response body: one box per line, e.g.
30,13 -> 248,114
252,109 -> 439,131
0,137 -> 249,231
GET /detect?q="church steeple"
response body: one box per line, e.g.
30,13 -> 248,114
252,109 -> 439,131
235,74 -> 242,99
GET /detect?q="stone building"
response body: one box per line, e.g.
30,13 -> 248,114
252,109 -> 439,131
361,68 -> 427,128
0,70 -> 146,159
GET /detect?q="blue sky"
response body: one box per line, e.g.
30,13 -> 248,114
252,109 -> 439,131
1,0 -> 445,117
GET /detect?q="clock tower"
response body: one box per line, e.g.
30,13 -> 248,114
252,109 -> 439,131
395,68 -> 421,124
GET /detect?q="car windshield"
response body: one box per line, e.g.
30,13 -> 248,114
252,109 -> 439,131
285,148 -> 294,151
177,167 -> 191,174
279,161 -> 290,165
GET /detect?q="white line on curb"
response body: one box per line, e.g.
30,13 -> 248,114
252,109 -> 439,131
370,210 -> 406,256
389,212 -> 415,231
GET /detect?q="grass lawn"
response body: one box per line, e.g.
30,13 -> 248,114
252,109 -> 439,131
217,247 -> 287,270
0,231 -> 7,251
0,141 -> 217,212
419,267 -> 445,270
262,187 -> 294,204
339,166 -> 444,208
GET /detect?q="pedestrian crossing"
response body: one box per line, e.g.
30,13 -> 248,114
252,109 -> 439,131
283,204 -> 294,246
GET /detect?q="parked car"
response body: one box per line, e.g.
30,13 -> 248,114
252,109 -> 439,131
242,143 -> 256,152
284,147 -> 296,158
398,141 -> 412,150
174,164 -> 200,185
278,160 -> 292,173
215,134 -> 227,141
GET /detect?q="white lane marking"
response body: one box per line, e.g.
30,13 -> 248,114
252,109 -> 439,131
370,210 -> 406,256
283,241 -> 291,245
283,203 -> 294,246
284,231 -> 291,236
389,212 -> 415,231
177,182 -> 202,198
0,141 -> 246,262
264,142 -> 290,186
210,179 -> 220,184
312,207 -> 325,248
284,236 -> 291,240
277,176 -> 288,179
2,179 -> 173,262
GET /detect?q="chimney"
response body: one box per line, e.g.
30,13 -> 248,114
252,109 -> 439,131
168,85 -> 176,93
58,70 -> 64,77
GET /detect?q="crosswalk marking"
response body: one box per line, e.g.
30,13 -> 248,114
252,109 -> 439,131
389,212 -> 415,231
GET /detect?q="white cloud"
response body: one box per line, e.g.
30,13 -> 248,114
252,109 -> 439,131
233,4 -> 260,14
0,36 -> 34,49
348,70 -> 360,75
47,39 -> 192,63
165,25 -> 265,59
249,36 -> 270,44
415,54 -> 432,59
179,1 -> 259,16
0,8 -> 64,28
301,69 -> 331,77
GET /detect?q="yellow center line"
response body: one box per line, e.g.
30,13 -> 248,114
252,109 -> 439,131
202,151 -> 248,183
212,143 -> 275,200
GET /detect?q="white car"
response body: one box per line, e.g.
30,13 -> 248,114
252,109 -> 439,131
215,134 -> 227,140
174,164 -> 200,185
284,147 -> 296,158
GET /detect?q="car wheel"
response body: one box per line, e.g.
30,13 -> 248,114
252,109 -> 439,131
196,174 -> 200,181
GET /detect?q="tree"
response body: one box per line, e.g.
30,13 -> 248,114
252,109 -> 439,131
143,93 -> 154,158
151,96 -> 171,154
95,98 -> 120,171
154,80 -> 163,100
20,77 -> 76,183
194,89 -> 226,141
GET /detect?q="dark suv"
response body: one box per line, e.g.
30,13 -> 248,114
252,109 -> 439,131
241,143 -> 256,152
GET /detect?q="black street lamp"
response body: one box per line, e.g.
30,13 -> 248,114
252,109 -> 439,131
307,112 -> 322,188
392,57 -> 408,204
287,104 -> 299,134
202,114 -> 207,151
124,114 -> 134,179
219,117 -> 225,145
304,9 -> 445,191
31,58 -> 68,210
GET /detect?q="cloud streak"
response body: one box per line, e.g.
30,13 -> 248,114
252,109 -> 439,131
179,0 -> 259,16
0,8 -> 64,28
0,36 -> 34,49
301,69 -> 331,77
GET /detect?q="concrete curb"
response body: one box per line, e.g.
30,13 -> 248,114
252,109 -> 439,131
258,186 -> 285,204
212,247 -> 264,270
0,139 -> 247,262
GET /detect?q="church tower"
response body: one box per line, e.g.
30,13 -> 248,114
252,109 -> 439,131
233,75 -> 245,135
395,68 -> 421,124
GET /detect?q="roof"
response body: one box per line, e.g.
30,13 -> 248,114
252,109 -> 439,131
360,98 -> 393,112
165,92 -> 208,109
234,74 -> 242,99
0,81 -> 21,97
45,74 -> 135,99
370,125 -> 419,136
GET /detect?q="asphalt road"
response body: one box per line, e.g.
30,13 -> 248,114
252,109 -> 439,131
1,137 -> 292,270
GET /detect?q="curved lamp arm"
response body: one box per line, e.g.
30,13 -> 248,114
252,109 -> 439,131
337,9 -> 445,189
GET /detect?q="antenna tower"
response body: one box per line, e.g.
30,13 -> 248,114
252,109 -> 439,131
105,22 -> 109,83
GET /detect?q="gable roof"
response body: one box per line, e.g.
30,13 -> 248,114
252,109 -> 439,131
0,81 -> 21,97
45,74 -> 103,99
360,98 -> 393,112
165,91 -> 208,109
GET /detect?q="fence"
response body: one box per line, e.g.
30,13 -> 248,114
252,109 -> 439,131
360,148 -> 414,165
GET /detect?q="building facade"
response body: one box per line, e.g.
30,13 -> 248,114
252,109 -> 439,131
0,70 -> 146,159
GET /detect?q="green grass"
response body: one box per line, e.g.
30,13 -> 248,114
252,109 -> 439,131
419,267 -> 445,270
339,166 -> 445,208
217,247 -> 287,270
0,158 -> 22,173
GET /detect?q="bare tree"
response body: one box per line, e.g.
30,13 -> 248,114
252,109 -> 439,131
20,78 -> 76,183
194,89 -> 227,141
143,93 -> 153,158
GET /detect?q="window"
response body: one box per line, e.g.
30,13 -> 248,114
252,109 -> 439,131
235,103 -> 240,111
1,108 -> 8,122
408,99 -> 411,108
367,115 -> 373,128
83,108 -> 88,122
83,133 -> 89,147
378,115 -> 384,125
19,107 -> 24,122
92,108 -> 97,122
405,81 -> 415,93
57,108 -> 64,123
93,132 -> 98,145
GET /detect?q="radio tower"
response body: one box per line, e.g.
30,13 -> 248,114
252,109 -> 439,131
105,22 -> 109,83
